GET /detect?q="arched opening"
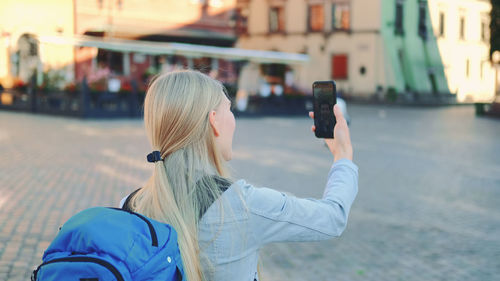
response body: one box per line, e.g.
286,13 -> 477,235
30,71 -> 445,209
15,34 -> 39,82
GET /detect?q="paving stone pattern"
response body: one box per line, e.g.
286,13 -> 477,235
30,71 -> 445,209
0,105 -> 499,281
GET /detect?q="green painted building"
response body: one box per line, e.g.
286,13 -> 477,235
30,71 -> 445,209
380,0 -> 450,100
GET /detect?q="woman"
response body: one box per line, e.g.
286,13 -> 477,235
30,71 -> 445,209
120,70 -> 358,281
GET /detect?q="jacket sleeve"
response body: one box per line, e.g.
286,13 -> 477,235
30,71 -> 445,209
242,159 -> 358,245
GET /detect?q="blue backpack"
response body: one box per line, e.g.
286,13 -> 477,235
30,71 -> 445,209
31,207 -> 185,281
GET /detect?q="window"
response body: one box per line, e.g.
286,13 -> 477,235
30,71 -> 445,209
459,16 -> 465,40
438,12 -> 445,37
481,14 -> 489,42
209,0 -> 223,7
418,1 -> 427,40
466,59 -> 470,78
261,63 -> 286,81
308,4 -> 324,32
395,0 -> 404,35
269,6 -> 285,33
480,61 -> 483,79
235,8 -> 249,35
193,57 -> 212,74
332,3 -> 350,30
429,73 -> 437,93
97,49 -> 123,75
481,22 -> 486,41
332,54 -> 348,80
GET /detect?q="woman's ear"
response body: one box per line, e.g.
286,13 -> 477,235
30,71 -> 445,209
208,110 -> 220,137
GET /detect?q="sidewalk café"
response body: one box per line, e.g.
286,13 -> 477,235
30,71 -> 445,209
37,35 -> 309,111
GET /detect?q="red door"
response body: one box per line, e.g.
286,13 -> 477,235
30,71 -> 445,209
332,54 -> 348,80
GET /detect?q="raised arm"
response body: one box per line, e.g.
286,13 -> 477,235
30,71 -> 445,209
245,103 -> 357,244
241,159 -> 358,245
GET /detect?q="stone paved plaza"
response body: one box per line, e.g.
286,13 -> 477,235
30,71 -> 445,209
0,104 -> 499,281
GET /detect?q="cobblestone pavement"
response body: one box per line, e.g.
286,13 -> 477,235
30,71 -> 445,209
0,104 -> 499,281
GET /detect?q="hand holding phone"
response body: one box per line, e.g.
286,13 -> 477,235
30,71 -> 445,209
313,81 -> 337,138
310,81 -> 353,162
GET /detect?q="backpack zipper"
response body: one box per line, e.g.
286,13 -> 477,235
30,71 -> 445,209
109,207 -> 159,247
32,256 -> 124,281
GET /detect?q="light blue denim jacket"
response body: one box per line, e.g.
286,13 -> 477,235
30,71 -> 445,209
198,159 -> 359,281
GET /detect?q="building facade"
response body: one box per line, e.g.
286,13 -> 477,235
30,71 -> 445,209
236,0 -> 497,102
237,0 -> 384,97
0,0 -> 75,87
1,0 -> 496,103
428,0 -> 497,102
0,0 -> 242,90
0,0 -> 309,97
72,0 -> 239,87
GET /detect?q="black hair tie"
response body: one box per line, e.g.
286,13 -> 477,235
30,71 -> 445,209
147,151 -> 163,163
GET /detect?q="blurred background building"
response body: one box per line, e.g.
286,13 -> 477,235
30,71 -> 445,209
0,0 -> 306,97
428,0 -> 496,102
237,0 -> 498,102
0,0 -> 498,104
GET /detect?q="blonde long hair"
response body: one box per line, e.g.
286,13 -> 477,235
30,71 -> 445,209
130,70 -> 231,281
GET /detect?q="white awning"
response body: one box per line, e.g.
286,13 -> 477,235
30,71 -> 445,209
39,35 -> 309,65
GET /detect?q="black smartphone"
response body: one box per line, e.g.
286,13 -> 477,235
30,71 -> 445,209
313,81 -> 337,138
